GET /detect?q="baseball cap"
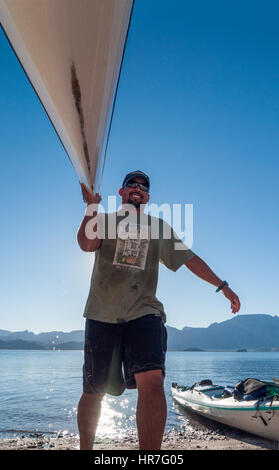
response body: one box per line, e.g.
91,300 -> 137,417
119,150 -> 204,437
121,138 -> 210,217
122,170 -> 150,189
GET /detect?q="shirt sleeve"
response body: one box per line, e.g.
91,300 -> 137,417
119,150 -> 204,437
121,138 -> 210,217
159,224 -> 196,272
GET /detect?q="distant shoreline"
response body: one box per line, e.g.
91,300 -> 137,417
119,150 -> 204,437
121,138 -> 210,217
1,346 -> 279,352
2,314 -> 279,352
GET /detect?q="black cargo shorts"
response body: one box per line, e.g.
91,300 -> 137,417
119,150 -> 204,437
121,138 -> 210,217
83,314 -> 167,396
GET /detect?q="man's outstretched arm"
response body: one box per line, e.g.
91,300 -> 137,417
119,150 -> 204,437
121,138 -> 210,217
185,255 -> 240,314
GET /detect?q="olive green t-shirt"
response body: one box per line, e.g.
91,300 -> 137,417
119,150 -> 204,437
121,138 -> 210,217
83,212 -> 195,323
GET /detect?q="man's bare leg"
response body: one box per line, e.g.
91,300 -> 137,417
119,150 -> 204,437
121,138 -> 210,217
135,370 -> 167,450
77,391 -> 104,450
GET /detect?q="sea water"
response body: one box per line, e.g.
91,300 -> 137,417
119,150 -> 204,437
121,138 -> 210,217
0,349 -> 279,440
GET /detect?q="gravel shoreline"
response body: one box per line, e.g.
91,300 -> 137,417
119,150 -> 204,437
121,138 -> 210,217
1,422 -> 277,451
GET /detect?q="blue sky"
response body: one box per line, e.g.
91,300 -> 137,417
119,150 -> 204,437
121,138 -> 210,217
0,0 -> 278,333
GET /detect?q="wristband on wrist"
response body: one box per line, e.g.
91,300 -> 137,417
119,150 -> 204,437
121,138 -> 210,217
216,281 -> 229,292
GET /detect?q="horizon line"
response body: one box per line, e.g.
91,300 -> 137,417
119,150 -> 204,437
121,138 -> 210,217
1,313 -> 277,335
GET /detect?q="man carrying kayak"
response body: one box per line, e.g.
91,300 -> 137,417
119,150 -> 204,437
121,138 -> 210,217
77,170 -> 240,450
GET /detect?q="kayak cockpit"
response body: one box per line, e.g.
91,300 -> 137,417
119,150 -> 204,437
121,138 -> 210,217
172,380 -> 225,399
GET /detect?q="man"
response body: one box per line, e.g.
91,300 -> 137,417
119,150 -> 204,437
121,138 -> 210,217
77,170 -> 240,450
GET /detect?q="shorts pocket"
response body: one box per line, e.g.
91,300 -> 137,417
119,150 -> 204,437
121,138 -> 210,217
83,340 -> 94,382
163,325 -> 168,353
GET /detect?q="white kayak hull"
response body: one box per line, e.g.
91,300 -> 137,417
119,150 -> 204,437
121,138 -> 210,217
172,384 -> 279,442
0,0 -> 134,191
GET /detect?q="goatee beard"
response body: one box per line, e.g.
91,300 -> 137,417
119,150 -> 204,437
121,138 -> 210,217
127,198 -> 141,208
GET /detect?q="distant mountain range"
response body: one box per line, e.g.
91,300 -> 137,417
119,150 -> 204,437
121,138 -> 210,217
166,314 -> 279,350
1,314 -> 279,351
0,329 -> 84,350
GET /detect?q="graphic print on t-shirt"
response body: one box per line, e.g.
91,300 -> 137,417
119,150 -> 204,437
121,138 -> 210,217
113,223 -> 150,271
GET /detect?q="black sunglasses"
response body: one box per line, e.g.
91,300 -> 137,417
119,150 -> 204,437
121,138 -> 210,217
124,181 -> 149,192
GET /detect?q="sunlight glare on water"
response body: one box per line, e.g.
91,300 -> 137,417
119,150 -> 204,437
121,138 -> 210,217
96,395 -> 136,441
1,350 -> 279,440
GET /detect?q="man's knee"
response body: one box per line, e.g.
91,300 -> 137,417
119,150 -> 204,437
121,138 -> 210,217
135,369 -> 165,393
79,391 -> 104,407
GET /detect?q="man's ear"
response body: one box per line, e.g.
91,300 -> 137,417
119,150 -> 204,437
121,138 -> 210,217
147,193 -> 150,202
119,187 -> 123,196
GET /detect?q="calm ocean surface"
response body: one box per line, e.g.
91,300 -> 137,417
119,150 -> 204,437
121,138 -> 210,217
1,350 -> 279,440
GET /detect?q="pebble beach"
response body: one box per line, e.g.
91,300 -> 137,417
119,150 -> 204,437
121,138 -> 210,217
1,421 -> 277,451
